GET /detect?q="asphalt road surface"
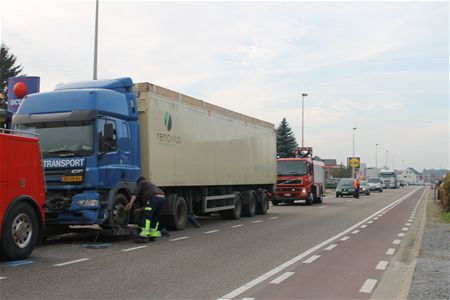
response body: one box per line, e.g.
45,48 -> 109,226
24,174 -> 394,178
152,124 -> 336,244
0,186 -> 426,299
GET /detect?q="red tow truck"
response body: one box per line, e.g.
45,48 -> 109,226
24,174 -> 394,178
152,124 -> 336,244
273,147 -> 325,206
0,129 -> 45,260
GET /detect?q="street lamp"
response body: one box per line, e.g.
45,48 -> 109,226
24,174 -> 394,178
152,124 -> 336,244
352,127 -> 357,178
93,0 -> 99,80
385,150 -> 389,169
301,93 -> 308,148
375,143 -> 379,170
392,154 -> 396,170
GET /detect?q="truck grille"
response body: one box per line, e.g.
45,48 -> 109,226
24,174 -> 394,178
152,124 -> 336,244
45,168 -> 84,186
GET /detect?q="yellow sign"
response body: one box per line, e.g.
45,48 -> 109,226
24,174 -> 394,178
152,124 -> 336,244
349,157 -> 360,168
61,176 -> 83,182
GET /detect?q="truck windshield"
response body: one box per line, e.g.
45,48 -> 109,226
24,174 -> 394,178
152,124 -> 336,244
380,173 -> 395,178
368,178 -> 380,183
277,161 -> 307,176
16,121 -> 94,158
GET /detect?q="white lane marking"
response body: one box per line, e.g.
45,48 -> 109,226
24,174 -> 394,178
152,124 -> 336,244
325,244 -> 337,251
393,239 -> 402,245
319,206 -> 328,208
361,225 -> 368,228
219,188 -> 421,300
402,227 -> 409,231
0,277 -> 6,280
269,272 -> 295,284
252,220 -> 262,223
53,258 -> 90,267
386,248 -> 396,255
378,214 -> 383,217
269,217 -> 279,220
375,260 -> 389,270
347,199 -> 353,202
368,221 -> 373,224
241,298 -> 255,300
303,255 -> 320,264
359,279 -> 378,294
408,219 -> 413,222
205,230 -> 220,234
406,223 -> 412,226
231,224 -> 244,228
374,217 -> 378,220
170,236 -> 189,242
352,230 -> 360,234
121,245 -> 148,252
397,233 -> 405,237
340,236 -> 350,241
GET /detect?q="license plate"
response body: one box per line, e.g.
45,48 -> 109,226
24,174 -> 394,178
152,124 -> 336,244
284,193 -> 291,197
61,176 -> 83,182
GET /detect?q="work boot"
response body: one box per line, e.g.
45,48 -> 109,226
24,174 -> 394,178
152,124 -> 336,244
149,228 -> 161,238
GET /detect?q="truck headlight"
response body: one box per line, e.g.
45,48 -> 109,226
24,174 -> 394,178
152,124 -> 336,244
78,199 -> 99,207
301,188 -> 307,194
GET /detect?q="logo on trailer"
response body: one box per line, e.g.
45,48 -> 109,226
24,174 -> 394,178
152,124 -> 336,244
164,112 -> 172,131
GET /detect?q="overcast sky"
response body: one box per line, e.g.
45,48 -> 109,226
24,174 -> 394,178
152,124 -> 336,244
1,0 -> 448,171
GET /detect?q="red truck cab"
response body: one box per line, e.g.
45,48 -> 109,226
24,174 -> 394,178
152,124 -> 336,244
0,130 -> 45,260
273,147 -> 325,206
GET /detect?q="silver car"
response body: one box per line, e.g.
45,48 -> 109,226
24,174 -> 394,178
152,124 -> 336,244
367,177 -> 383,192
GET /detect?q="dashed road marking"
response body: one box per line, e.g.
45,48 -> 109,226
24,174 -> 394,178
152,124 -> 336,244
352,230 -> 360,234
170,236 -> 189,242
406,223 -> 412,226
408,219 -> 413,222
121,245 -> 148,252
347,199 -> 353,202
325,244 -> 337,251
0,277 -> 6,280
361,225 -> 368,228
53,258 -> 90,267
374,217 -> 378,220
241,298 -> 255,300
252,220 -> 262,223
340,236 -> 350,241
368,221 -> 373,224
205,230 -> 220,234
397,233 -> 405,237
375,260 -> 389,270
231,224 -> 244,228
393,239 -> 402,245
386,248 -> 396,255
360,279 -> 378,294
402,227 -> 409,231
269,272 -> 295,284
319,206 -> 328,208
303,255 -> 320,264
269,217 -> 279,220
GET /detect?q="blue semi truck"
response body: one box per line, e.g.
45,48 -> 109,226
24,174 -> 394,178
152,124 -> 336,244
12,78 -> 276,231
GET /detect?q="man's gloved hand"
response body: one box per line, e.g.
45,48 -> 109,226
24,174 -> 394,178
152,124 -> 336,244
124,202 -> 133,211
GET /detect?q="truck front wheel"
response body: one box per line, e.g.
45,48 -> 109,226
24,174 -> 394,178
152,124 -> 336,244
0,202 -> 39,261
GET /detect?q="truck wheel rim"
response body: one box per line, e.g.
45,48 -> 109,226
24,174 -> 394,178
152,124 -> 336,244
12,213 -> 33,248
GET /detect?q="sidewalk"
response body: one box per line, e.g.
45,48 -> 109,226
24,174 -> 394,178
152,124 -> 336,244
408,190 -> 450,300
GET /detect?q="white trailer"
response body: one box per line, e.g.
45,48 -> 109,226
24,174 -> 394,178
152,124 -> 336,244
134,82 -> 277,229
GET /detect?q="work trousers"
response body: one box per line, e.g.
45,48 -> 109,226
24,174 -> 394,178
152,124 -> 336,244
142,196 -> 165,230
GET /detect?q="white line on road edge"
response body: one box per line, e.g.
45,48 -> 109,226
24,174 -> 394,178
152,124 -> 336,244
303,255 -> 320,264
269,217 -> 279,220
170,236 -> 189,242
231,224 -> 244,228
397,233 -> 405,237
53,258 -> 90,267
359,279 -> 378,294
386,248 -> 396,255
205,230 -> 220,234
325,244 -> 338,251
352,230 -> 360,234
375,260 -> 389,270
218,188 -> 420,300
269,272 -> 295,284
340,236 -> 350,241
252,220 -> 262,223
121,245 -> 148,252
393,239 -> 402,245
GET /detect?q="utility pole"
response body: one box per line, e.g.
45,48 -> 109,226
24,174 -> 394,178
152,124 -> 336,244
385,150 -> 389,169
352,127 -> 357,178
375,143 -> 378,170
93,0 -> 99,80
301,93 -> 308,148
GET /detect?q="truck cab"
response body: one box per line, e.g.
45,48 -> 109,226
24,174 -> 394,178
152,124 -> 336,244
273,147 -> 324,206
13,78 -> 140,228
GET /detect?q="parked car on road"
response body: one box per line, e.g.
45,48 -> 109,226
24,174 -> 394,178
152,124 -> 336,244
367,177 -> 383,192
336,178 -> 358,198
360,181 -> 371,195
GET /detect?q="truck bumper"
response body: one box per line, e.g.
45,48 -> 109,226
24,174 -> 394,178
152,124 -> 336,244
45,192 -> 101,225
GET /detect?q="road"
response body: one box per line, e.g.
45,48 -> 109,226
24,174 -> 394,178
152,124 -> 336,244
0,186 -> 426,299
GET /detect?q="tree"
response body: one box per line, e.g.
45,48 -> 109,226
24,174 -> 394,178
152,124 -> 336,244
0,44 -> 24,108
276,118 -> 298,158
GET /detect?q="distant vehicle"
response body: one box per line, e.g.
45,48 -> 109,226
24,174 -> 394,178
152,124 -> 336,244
367,177 -> 383,192
336,178 -> 358,198
379,170 -> 399,189
360,181 -> 371,195
399,180 -> 406,187
274,147 -> 325,206
366,168 -> 378,179
325,178 -> 340,189
0,130 -> 45,260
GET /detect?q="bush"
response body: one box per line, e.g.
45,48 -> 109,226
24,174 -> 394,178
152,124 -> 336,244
439,174 -> 450,212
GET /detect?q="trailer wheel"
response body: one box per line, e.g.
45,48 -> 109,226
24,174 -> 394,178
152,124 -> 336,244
256,193 -> 269,215
0,202 -> 39,261
221,193 -> 242,220
242,192 -> 256,217
164,196 -> 188,231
